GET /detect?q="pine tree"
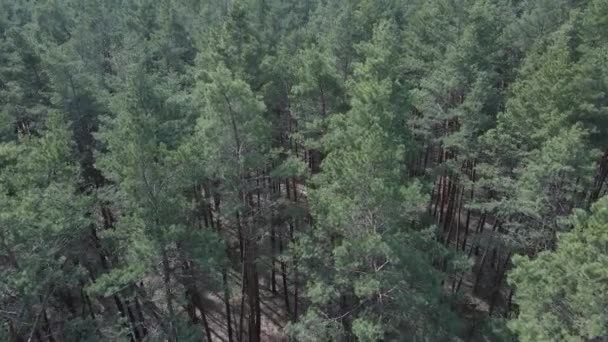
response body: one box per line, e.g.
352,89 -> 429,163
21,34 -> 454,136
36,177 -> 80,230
509,195 -> 608,341
0,0 -> 607,340
291,21 -> 462,341
94,59 -> 223,340
187,54 -> 272,340
0,112 -> 99,340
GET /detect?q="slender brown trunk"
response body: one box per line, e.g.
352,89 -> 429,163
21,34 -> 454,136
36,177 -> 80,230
289,221 -> 299,321
239,263 -> 246,342
443,178 -> 455,231
270,224 -> 277,294
506,288 -> 515,317
429,178 -> 438,215
112,295 -> 134,338
439,174 -> 450,223
423,144 -> 430,174
223,270 -> 235,342
237,212 -> 244,263
182,262 -> 213,342
462,211 -> 471,252
93,227 -> 139,341
161,250 -> 177,342
198,298 -> 213,342
42,307 -> 55,342
473,214 -> 487,256
213,191 -> 234,342
244,245 -> 261,342
80,283 -> 95,320
589,151 -> 608,205
292,177 -> 298,202
256,172 -> 262,207
124,299 -> 143,342
443,181 -> 459,244
455,245 -> 477,295
202,197 -> 210,229
463,160 -> 476,252
252,267 -> 261,342
473,248 -> 489,294
134,297 -> 147,339
433,175 -> 443,218
454,186 -> 464,250
279,235 -> 291,316
290,185 -> 299,320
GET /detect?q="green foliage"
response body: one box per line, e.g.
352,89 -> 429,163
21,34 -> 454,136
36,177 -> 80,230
509,196 -> 608,341
1,0 -> 607,340
476,1 -> 608,253
291,20 -> 463,340
0,112 -> 96,338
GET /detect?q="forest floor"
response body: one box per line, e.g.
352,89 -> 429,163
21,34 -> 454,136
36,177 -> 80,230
202,268 -> 293,342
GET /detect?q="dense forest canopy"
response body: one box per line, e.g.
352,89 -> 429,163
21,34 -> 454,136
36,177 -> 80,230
1,0 -> 607,341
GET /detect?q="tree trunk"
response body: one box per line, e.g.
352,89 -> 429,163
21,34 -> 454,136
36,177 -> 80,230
270,224 -> 277,294
161,249 -> 177,342
589,150 -> 608,205
454,186 -> 464,250
279,235 -> 291,316
223,269 -> 235,342
433,175 -> 443,218
439,174 -> 450,223
473,248 -> 489,294
212,191 -> 235,342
